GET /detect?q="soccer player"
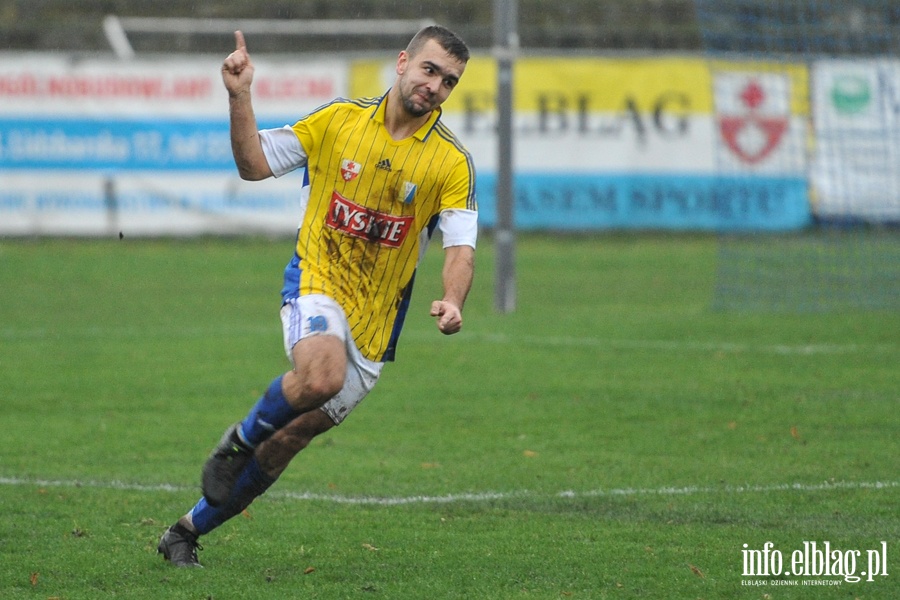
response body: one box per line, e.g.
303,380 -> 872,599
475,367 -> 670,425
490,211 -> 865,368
157,25 -> 477,567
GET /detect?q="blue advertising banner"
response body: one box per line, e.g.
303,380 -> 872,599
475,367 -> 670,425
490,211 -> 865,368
476,173 -> 810,231
0,118 -> 233,171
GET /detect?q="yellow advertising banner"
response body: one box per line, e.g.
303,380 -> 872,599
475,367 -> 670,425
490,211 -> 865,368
352,56 -> 714,114
352,55 -> 808,116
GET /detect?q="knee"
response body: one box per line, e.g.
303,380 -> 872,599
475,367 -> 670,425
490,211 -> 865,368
298,370 -> 344,404
285,335 -> 347,408
281,366 -> 344,411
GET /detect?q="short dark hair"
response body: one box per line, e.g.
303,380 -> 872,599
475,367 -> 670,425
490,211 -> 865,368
406,25 -> 470,63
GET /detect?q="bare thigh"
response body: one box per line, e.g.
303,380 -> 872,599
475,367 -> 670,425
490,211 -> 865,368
281,334 -> 347,412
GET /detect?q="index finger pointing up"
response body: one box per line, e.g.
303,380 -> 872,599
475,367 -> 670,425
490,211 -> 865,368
234,30 -> 246,51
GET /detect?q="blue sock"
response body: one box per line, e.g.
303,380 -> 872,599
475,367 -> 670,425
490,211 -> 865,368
239,375 -> 299,447
190,458 -> 278,535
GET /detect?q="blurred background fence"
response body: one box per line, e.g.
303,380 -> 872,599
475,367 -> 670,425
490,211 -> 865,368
2,0 -> 701,54
693,0 -> 900,311
4,0 -> 899,55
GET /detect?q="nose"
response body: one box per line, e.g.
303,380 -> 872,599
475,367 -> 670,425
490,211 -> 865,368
423,74 -> 442,94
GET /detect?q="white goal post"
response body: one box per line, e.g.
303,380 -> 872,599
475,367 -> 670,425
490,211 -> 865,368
102,15 -> 436,59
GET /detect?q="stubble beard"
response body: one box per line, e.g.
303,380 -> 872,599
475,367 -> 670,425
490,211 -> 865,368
400,84 -> 434,118
401,97 -> 431,118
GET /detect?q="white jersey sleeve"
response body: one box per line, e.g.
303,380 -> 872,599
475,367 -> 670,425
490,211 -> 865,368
259,126 -> 309,178
439,208 -> 478,249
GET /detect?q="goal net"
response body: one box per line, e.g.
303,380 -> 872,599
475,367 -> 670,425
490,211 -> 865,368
695,0 -> 900,311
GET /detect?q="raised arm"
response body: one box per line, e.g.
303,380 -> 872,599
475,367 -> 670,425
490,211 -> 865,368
430,244 -> 475,335
222,31 -> 273,181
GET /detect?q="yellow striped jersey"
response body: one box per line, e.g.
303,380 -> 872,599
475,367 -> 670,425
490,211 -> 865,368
266,93 -> 477,362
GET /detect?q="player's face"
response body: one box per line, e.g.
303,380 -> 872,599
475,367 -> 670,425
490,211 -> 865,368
396,39 -> 466,118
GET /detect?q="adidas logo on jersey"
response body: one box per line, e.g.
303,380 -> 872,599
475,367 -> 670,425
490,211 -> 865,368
375,158 -> 392,172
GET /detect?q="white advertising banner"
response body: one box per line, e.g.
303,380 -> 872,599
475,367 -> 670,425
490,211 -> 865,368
0,54 -> 347,236
0,54 -> 344,117
811,59 -> 900,222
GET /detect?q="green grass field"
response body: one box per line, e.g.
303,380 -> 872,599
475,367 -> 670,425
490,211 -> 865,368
1,234 -> 897,599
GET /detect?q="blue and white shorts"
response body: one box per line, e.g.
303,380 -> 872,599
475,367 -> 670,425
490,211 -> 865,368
279,294 -> 383,424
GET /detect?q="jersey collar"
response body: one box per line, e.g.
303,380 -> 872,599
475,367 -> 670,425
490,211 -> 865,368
373,90 -> 442,141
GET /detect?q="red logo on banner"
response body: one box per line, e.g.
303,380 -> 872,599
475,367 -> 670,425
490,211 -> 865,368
326,192 -> 413,248
718,80 -> 788,164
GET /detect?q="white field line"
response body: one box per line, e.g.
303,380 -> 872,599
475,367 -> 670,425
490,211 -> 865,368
0,476 -> 896,506
0,325 -> 893,355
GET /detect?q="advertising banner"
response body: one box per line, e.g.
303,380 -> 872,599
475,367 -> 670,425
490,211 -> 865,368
355,56 -> 810,231
1,52 -> 813,235
811,59 -> 900,222
0,55 -> 346,236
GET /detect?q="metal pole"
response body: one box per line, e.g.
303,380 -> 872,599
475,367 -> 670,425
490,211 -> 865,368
493,0 -> 518,313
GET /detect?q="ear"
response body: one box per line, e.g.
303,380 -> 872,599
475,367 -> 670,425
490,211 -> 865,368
396,50 -> 409,76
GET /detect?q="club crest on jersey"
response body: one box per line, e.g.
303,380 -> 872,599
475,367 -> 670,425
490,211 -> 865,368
401,181 -> 417,204
326,191 -> 414,248
340,159 -> 361,182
